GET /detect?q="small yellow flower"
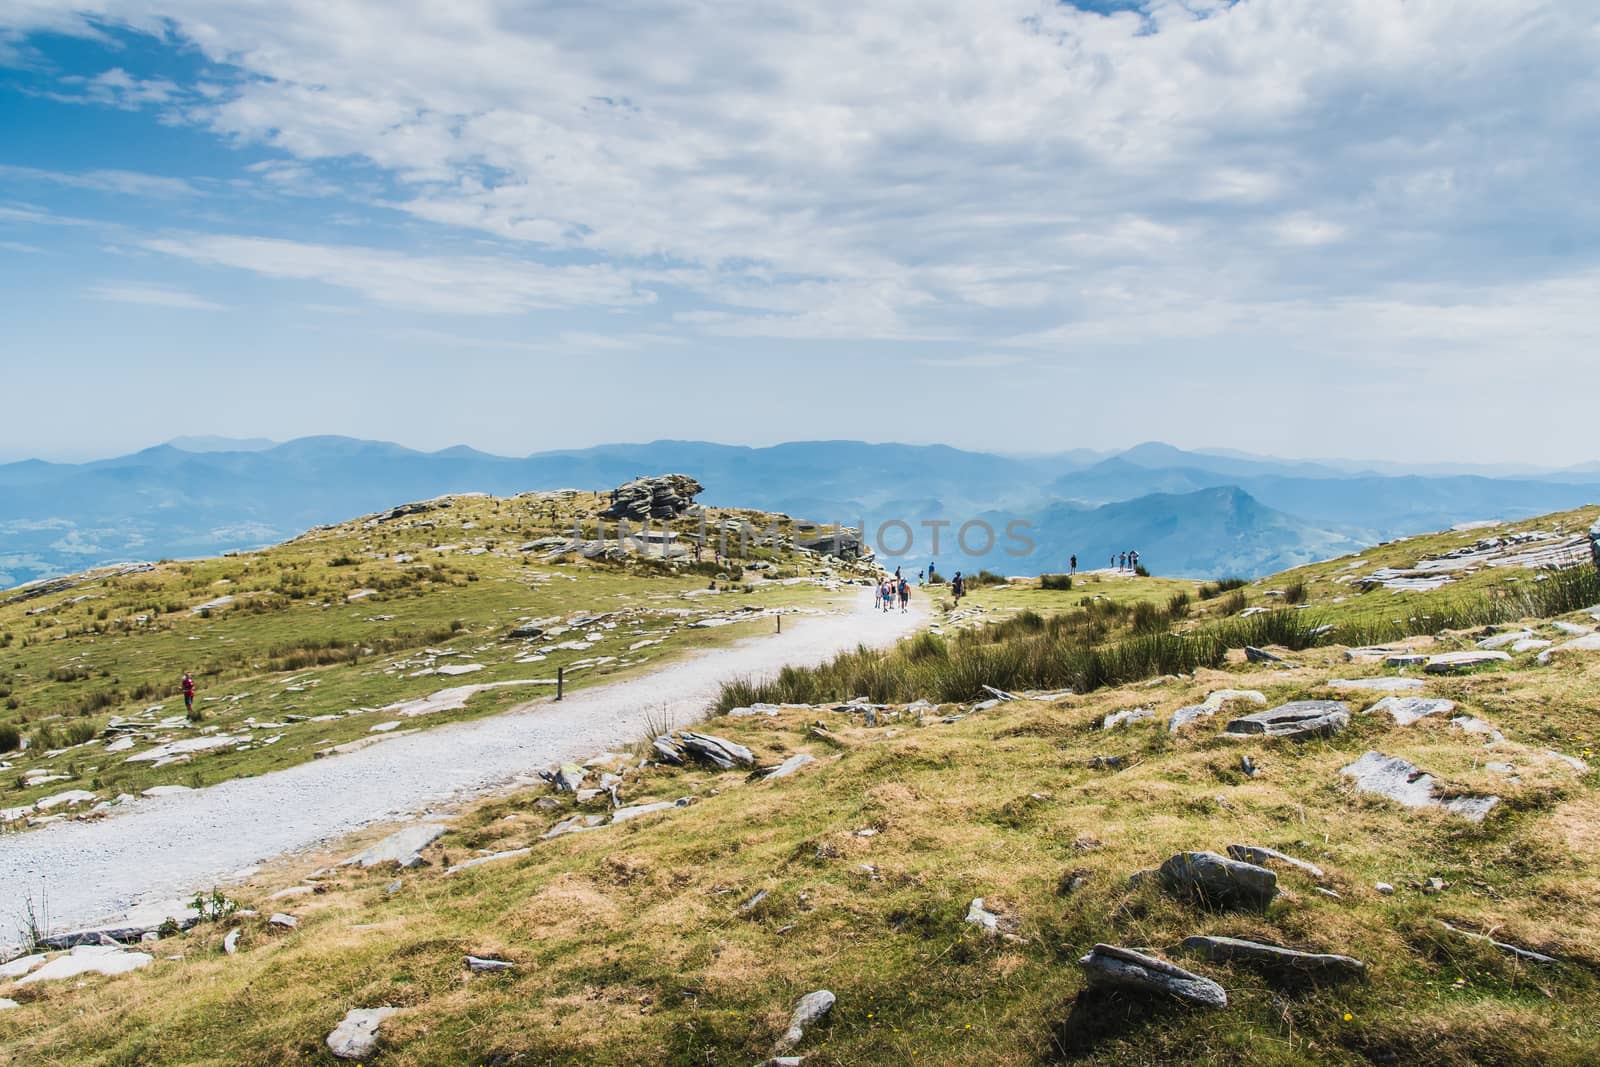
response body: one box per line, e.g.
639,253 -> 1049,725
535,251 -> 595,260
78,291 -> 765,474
1343,1013 -> 1353,1022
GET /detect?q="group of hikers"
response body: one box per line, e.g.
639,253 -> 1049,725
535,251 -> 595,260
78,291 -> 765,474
875,572 -> 912,613
1114,549 -> 1142,572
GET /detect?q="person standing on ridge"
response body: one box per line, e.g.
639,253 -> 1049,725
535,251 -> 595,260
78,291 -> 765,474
1070,554 -> 1077,574
181,671 -> 196,718
1119,551 -> 1127,571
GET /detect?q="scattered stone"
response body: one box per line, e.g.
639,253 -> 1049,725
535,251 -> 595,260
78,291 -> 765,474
1076,944 -> 1227,1009
1425,650 -> 1511,674
1366,696 -> 1457,726
0,998 -> 16,1010
965,897 -> 1001,935
1437,921 -> 1558,965
268,913 -> 298,930
1537,633 -> 1600,664
1383,653 -> 1430,668
1180,935 -> 1365,980
1511,638 -> 1553,653
1240,755 -> 1258,778
1325,677 -> 1425,692
1552,621 -> 1593,636
1340,751 -> 1499,821
1226,844 -> 1324,880
773,989 -> 836,1053
550,764 -> 587,792
981,685 -> 1020,702
326,1006 -> 400,1060
15,945 -> 153,985
1168,690 -> 1267,732
761,753 -> 817,780
0,953 -> 46,979
1450,715 -> 1506,744
1375,882 -> 1394,895
385,879 -> 404,894
1102,707 -> 1155,730
465,955 -> 516,972
1225,700 -> 1349,741
1477,630 -> 1536,650
610,798 -> 692,824
1158,851 -> 1278,911
341,824 -> 447,869
651,736 -> 685,764
678,732 -> 755,769
140,785 -> 194,799
1244,646 -> 1287,664
223,928 -> 241,955
741,889 -> 769,913
445,847 -> 532,874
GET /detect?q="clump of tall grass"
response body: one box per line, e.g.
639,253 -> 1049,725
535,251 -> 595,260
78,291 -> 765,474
0,724 -> 19,753
1219,589 -> 1248,615
1040,574 -> 1073,591
1283,579 -> 1308,605
1198,577 -> 1247,600
713,564 -> 1600,711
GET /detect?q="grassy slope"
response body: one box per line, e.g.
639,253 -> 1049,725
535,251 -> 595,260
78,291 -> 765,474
0,492 -> 851,819
6,509 -> 1600,1064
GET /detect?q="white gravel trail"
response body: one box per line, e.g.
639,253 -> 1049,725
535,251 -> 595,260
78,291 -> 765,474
0,590 -> 924,941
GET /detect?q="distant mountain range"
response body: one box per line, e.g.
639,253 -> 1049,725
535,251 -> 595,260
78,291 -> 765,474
1,435 -> 1596,587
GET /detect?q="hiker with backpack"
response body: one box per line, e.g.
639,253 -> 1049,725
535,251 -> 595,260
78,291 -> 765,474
951,571 -> 965,605
181,671 -> 196,717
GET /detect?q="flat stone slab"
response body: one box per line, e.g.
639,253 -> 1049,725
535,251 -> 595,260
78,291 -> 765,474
1450,716 -> 1505,744
1226,844 -> 1324,880
1168,690 -> 1265,732
1158,850 -> 1278,911
1437,921 -> 1558,965
1477,631 -> 1535,650
1225,701 -> 1349,740
678,731 -> 755,769
761,753 -> 817,780
341,824 -> 447,869
1537,633 -> 1600,664
327,1006 -> 399,1060
1340,751 -> 1499,821
1425,651 -> 1511,674
1102,707 -> 1155,729
1326,677 -> 1425,692
1180,935 -> 1365,980
1078,943 -> 1227,1009
15,945 -> 153,985
1366,696 -> 1457,726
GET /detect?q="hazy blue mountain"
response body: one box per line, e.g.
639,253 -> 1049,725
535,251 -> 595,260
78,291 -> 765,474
1,435 -> 1596,589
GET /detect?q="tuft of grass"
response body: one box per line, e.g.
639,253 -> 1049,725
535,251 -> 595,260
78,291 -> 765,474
1198,576 -> 1247,600
1040,573 -> 1073,591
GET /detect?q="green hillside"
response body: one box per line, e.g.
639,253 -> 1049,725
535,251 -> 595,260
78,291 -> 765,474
5,508 -> 1600,1065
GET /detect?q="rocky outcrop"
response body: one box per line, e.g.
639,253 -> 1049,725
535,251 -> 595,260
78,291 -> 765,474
599,475 -> 704,521
1076,944 -> 1227,1008
677,732 -> 755,769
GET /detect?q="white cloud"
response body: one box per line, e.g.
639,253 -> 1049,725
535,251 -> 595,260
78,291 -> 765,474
0,163 -> 195,198
916,353 -> 1029,369
4,0 -> 1600,360
141,233 -> 653,314
87,281 -> 226,310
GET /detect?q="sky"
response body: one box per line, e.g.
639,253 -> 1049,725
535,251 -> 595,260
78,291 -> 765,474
1,1 -> 1597,463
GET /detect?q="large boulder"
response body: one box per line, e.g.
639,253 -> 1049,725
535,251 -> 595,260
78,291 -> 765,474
1076,944 -> 1227,1009
1224,701 -> 1349,740
1158,850 -> 1278,911
600,475 -> 704,521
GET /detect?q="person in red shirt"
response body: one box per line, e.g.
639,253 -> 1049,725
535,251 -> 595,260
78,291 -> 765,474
181,672 -> 196,717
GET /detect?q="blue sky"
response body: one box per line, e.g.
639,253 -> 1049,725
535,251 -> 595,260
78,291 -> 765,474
1,1 -> 1598,463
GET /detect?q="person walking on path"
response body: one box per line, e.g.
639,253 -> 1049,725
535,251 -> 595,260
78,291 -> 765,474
181,671 -> 196,718
898,577 -> 910,613
951,571 -> 965,605
873,581 -> 884,611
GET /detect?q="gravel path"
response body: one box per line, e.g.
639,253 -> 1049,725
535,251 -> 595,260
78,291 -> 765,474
0,590 -> 924,944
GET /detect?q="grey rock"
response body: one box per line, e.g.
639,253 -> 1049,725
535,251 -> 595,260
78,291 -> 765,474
1180,935 -> 1365,980
965,897 -> 1001,935
1537,633 -> 1600,663
1450,715 -> 1506,744
1477,630 -> 1536,650
762,753 -> 818,780
1383,653 -> 1430,667
1425,650 -> 1512,674
1244,646 -> 1287,664
1340,751 -> 1499,821
1226,844 -> 1324,880
1102,707 -> 1155,730
341,824 -> 447,869
550,763 -> 587,792
268,913 -> 297,929
465,955 -> 516,972
326,1006 -> 399,1060
599,474 -> 704,521
773,989 -> 836,1053
1367,696 -> 1456,726
385,879 -> 403,895
223,927 -> 241,955
1225,700 -> 1349,740
610,797 -> 691,824
1077,943 -> 1227,1009
1158,850 -> 1278,911
1375,882 -> 1394,895
650,736 -> 685,765
678,731 -> 755,769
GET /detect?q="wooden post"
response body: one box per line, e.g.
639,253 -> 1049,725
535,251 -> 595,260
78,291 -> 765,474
777,614 -> 782,634
557,666 -> 564,701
